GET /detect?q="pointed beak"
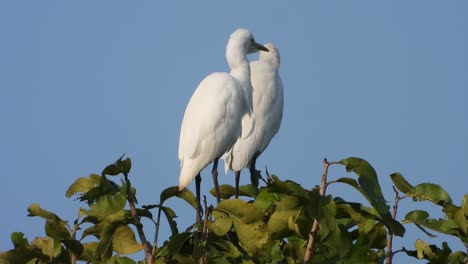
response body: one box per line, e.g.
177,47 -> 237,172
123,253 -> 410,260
254,42 -> 269,52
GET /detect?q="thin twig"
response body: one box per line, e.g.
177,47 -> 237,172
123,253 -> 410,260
303,158 -> 331,264
124,174 -> 154,264
385,186 -> 402,264
154,205 -> 162,249
70,219 -> 79,264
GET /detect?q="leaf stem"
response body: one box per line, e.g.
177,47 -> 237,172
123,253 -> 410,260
124,173 -> 154,264
154,205 -> 162,249
303,158 -> 331,264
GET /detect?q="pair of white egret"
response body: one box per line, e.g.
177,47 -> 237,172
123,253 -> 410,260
178,28 -> 283,222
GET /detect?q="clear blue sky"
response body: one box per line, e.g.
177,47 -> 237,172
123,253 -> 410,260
1,1 -> 467,262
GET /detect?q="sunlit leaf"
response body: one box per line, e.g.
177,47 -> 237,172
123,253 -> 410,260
112,226 -> 143,255
65,174 -> 101,198
84,185 -> 127,219
266,178 -> 310,201
31,237 -> 54,260
216,199 -> 269,255
408,183 -> 452,204
267,196 -> 302,239
415,239 -> 434,259
253,188 -> 281,212
209,210 -> 232,236
390,172 -> 413,193
78,242 -> 98,262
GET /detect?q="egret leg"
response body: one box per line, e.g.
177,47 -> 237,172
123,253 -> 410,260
235,171 -> 241,198
249,153 -> 261,196
212,158 -> 221,203
195,174 -> 202,223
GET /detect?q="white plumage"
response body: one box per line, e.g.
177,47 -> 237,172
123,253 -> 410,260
223,43 -> 283,196
178,29 -> 267,219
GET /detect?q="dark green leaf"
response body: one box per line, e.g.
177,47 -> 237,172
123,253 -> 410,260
62,239 -> 84,257
210,184 -> 237,199
161,206 -> 179,236
11,232 -> 29,249
338,157 -> 405,237
160,186 -> 180,205
156,232 -> 192,257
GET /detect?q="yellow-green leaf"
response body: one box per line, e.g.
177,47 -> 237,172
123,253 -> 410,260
112,226 -> 143,255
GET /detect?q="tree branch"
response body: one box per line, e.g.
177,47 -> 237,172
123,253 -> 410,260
303,158 -> 331,264
124,174 -> 154,264
385,186 -> 402,264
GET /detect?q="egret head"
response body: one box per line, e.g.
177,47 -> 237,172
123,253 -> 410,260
227,28 -> 269,57
260,43 -> 280,69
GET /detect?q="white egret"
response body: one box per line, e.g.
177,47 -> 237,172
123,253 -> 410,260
224,43 -> 283,197
178,29 -> 268,222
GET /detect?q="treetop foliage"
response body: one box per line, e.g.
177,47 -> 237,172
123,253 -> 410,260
0,156 -> 466,264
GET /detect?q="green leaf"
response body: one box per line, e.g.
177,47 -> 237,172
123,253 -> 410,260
84,185 -> 127,219
209,210 -> 233,236
31,237 -> 54,261
11,232 -> 29,249
338,157 -> 405,237
266,178 -> 310,202
209,238 -> 242,259
408,183 -> 452,204
390,172 -> 413,193
77,242 -> 98,262
216,199 -> 270,255
101,156 -> 132,176
210,184 -> 237,199
159,186 -> 198,210
415,239 -> 434,259
27,204 -> 60,221
405,210 -> 430,222
65,174 -> 101,198
253,188 -> 281,212
112,226 -> 143,255
120,158 -> 132,175
267,196 -> 303,239
177,188 -> 198,210
161,206 -> 179,236
160,186 -> 180,205
61,239 -> 84,257
404,210 -> 465,241
156,232 -> 192,257
45,219 -> 72,240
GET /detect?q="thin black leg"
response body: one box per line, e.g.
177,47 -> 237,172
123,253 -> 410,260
195,174 -> 202,223
235,171 -> 241,198
212,158 -> 221,203
249,153 -> 260,197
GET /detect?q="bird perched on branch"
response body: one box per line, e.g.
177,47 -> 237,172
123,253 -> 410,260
224,43 -> 283,198
178,28 -> 268,222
